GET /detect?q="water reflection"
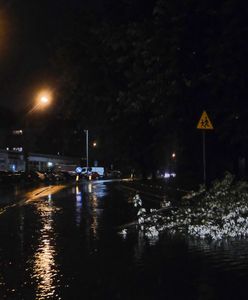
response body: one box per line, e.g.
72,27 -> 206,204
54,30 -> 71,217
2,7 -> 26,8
31,194 -> 59,300
90,194 -> 99,238
75,186 -> 82,227
134,230 -> 145,264
88,182 -> 92,194
48,193 -> 52,202
146,233 -> 159,246
91,182 -> 107,198
5,181 -> 248,299
187,238 -> 248,272
80,182 -> 107,240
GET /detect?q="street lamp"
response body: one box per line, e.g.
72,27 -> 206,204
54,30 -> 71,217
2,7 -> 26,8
40,96 -> 49,104
84,130 -> 89,168
171,152 -> 177,174
24,90 -> 52,171
27,91 -> 52,114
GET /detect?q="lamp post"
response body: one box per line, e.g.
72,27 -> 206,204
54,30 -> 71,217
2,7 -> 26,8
84,129 -> 89,168
167,152 -> 176,176
24,92 -> 52,172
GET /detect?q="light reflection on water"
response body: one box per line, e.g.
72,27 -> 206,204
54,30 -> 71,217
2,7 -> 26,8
31,183 -> 248,299
75,186 -> 82,226
88,182 -> 92,194
88,182 -> 108,239
133,231 -> 145,264
75,182 -> 107,240
90,194 -> 99,238
31,194 -> 60,300
5,182 -> 248,299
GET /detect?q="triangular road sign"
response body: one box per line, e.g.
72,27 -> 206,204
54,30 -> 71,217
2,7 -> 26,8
197,111 -> 214,130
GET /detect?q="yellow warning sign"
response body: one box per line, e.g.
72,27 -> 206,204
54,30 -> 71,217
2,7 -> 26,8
197,111 -> 214,130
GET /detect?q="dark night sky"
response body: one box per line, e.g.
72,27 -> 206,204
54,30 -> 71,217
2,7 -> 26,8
0,0 -> 157,112
0,0 -> 104,111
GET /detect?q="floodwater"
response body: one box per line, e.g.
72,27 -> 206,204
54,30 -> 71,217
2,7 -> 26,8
0,181 -> 248,299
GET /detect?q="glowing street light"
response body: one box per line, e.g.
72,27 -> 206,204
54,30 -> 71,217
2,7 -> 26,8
36,90 -> 52,108
27,90 -> 52,115
40,96 -> 49,104
24,88 -> 53,171
93,142 -> 97,147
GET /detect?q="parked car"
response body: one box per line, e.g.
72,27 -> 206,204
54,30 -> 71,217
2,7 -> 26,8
44,171 -> 69,182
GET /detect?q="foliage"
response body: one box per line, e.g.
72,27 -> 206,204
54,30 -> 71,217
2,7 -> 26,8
51,0 -> 248,176
122,173 -> 248,241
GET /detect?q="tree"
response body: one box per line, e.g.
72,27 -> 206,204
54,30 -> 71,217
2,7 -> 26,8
51,0 -> 248,179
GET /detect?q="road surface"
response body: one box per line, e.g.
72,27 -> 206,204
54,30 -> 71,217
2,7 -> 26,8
1,180 -> 248,299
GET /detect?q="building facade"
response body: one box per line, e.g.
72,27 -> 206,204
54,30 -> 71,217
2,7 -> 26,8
0,149 -> 79,173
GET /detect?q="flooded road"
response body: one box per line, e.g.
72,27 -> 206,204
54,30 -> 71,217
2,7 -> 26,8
1,181 -> 248,299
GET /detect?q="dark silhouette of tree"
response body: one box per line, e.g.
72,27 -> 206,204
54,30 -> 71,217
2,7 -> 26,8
51,0 -> 248,179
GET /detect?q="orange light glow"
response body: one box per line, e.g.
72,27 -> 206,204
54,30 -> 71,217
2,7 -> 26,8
34,89 -> 53,110
40,96 -> 49,104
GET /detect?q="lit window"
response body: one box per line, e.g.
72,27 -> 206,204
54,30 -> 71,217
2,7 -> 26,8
12,147 -> 23,152
12,130 -> 23,135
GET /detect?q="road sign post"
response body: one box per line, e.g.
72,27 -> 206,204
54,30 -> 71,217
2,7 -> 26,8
197,111 -> 214,186
202,130 -> 206,185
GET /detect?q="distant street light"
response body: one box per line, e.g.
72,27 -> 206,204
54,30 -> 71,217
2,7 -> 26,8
93,141 -> 97,147
170,152 -> 177,174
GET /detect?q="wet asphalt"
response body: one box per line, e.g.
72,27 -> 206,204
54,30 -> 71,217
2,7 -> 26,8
1,180 -> 248,299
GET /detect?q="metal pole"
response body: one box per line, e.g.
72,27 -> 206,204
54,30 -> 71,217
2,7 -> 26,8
202,130 -> 206,186
85,129 -> 89,168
